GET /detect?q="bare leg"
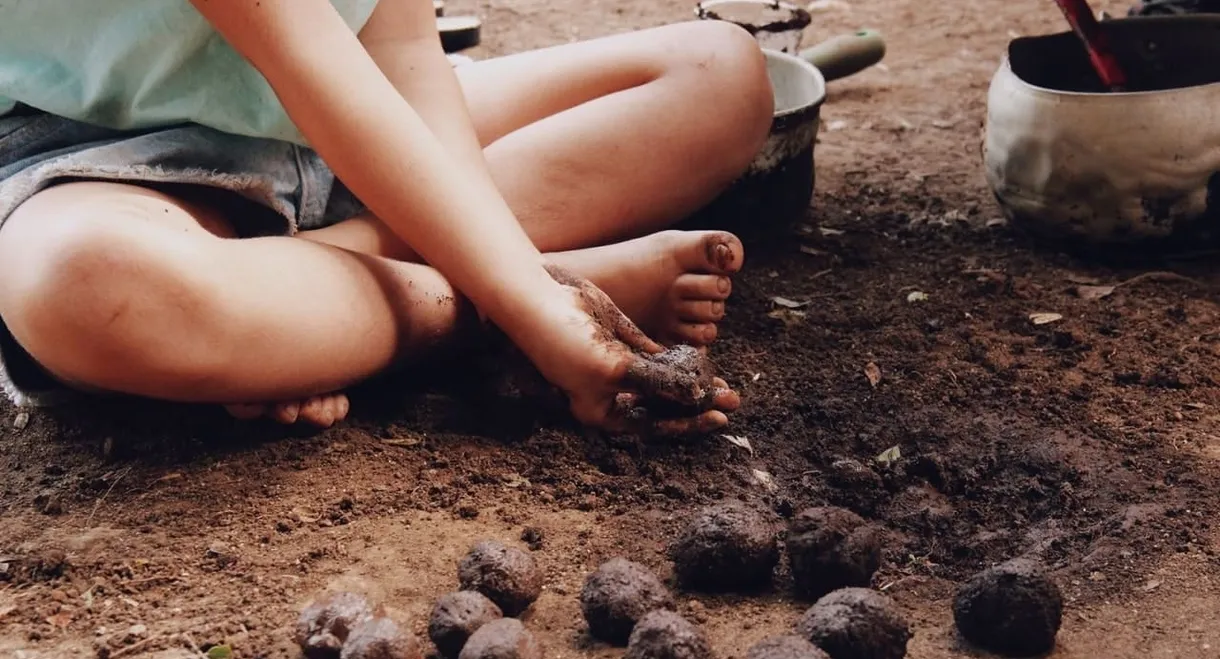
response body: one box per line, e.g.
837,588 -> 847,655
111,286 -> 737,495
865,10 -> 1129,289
0,182 -> 739,429
308,21 -> 770,342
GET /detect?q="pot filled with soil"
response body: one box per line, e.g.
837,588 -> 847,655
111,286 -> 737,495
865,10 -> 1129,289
984,15 -> 1220,250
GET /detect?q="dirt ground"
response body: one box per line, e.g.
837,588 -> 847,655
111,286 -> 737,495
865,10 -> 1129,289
4,0 -> 1220,657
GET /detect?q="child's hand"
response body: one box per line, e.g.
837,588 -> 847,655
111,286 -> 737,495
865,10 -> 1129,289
518,266 -> 739,435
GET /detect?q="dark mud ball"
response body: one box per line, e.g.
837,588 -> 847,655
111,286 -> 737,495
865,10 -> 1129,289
746,635 -> 830,659
295,591 -> 376,659
668,501 -> 780,591
457,618 -> 542,659
457,541 -> 543,617
786,507 -> 882,600
429,591 -> 504,659
796,588 -> 911,659
624,610 -> 713,659
341,617 -> 422,659
953,558 -> 1063,657
580,557 -> 676,645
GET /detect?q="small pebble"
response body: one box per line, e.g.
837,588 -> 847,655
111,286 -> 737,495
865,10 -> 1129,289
13,411 -> 29,430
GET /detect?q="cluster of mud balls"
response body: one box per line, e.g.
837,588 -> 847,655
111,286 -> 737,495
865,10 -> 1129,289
668,502 -> 883,600
295,540 -> 543,659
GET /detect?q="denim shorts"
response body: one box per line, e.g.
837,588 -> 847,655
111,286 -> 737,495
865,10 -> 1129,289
0,106 -> 366,407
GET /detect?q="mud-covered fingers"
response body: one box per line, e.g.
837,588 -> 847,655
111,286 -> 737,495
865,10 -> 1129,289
623,355 -> 701,405
709,377 -> 741,412
653,410 -> 730,436
610,306 -> 664,355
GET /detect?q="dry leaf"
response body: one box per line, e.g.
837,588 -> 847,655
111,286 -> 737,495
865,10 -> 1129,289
1142,579 -> 1162,592
875,445 -> 902,467
1065,273 -> 1101,285
1029,312 -> 1063,325
1075,285 -> 1115,300
819,227 -> 845,237
751,373 -> 762,382
799,245 -> 828,256
768,309 -> 806,325
381,435 -> 421,447
906,291 -> 928,303
46,612 -> 73,629
721,435 -> 754,456
864,362 -> 882,388
827,120 -> 848,132
751,469 -> 778,493
772,296 -> 808,309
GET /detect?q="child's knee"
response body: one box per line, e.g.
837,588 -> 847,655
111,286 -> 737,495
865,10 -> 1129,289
0,189 -> 229,387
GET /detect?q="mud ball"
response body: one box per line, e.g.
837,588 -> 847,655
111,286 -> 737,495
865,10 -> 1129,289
796,588 -> 911,659
953,558 -> 1063,657
457,618 -> 542,659
668,501 -> 780,592
580,558 -> 675,645
457,541 -> 543,617
746,635 -> 830,659
341,617 -> 421,659
786,507 -> 882,600
295,591 -> 377,659
429,591 -> 504,659
624,610 -> 712,659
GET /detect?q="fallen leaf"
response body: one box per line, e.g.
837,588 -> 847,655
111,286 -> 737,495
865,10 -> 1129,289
381,436 -> 421,448
13,412 -> 29,431
819,227 -> 845,237
827,120 -> 848,132
154,472 -> 183,483
502,473 -> 530,489
751,373 -> 762,382
1142,579 -> 1162,592
875,445 -> 902,467
771,296 -> 808,309
906,291 -> 928,303
289,507 -> 318,524
721,435 -> 754,457
767,309 -> 806,325
1075,285 -> 1115,300
799,245 -> 828,256
1029,312 -> 1063,326
864,362 -> 882,388
46,612 -> 73,629
1065,273 -> 1101,285
751,469 -> 778,493
207,646 -> 234,659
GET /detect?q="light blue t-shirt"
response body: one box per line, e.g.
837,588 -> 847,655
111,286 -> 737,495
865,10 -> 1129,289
0,0 -> 381,145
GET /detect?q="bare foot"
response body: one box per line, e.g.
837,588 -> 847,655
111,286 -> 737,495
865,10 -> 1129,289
549,230 -> 743,347
225,393 -> 350,428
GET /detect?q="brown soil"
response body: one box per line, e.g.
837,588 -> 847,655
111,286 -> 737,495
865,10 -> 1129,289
4,0 -> 1220,658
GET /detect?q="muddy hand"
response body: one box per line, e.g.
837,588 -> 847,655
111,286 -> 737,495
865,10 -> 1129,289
544,264 -> 740,435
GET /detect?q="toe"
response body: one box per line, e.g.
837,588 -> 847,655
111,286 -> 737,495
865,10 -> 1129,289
674,231 -> 744,274
671,322 -> 718,346
273,401 -> 301,425
674,274 -> 732,301
225,403 -> 267,420
298,396 -> 332,427
676,299 -> 726,323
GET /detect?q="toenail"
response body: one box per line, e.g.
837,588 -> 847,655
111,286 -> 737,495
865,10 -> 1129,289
714,243 -> 732,269
712,301 -> 724,316
717,277 -> 730,294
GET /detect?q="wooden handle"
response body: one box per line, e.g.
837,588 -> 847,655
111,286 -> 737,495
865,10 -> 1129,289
799,30 -> 887,83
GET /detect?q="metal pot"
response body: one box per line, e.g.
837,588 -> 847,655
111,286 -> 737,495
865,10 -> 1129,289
984,15 -> 1220,246
689,49 -> 827,230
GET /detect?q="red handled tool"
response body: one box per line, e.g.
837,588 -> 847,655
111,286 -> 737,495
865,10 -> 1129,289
1051,0 -> 1129,91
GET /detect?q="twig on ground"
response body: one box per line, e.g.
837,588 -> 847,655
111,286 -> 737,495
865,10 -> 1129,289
85,466 -> 132,528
